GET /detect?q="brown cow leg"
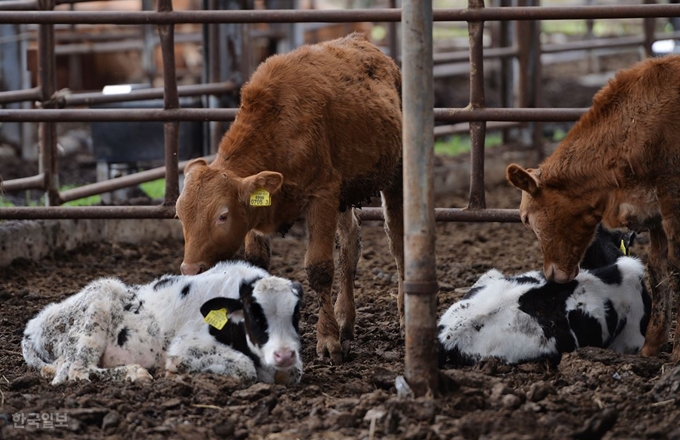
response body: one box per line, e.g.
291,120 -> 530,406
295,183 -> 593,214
244,231 -> 271,271
335,209 -> 361,358
641,226 -> 672,357
305,196 -> 342,363
381,181 -> 405,330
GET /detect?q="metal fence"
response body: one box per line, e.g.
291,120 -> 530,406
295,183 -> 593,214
1,0 -> 680,395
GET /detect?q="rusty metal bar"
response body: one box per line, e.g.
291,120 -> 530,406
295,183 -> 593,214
0,86 -> 41,104
359,207 -> 521,222
157,0 -> 180,206
0,5 -> 680,25
1,173 -> 45,192
37,0 -> 58,206
59,155 -> 216,203
0,205 -> 521,221
52,32 -> 202,56
0,206 -> 177,219
388,0 -> 398,59
59,82 -> 237,107
643,0 -> 656,57
403,0 -> 438,397
434,121 -> 520,138
467,0 -> 486,210
0,107 -> 588,122
431,45 -> 518,64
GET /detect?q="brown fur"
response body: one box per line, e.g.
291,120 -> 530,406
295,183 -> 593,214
175,33 -> 404,363
506,55 -> 680,361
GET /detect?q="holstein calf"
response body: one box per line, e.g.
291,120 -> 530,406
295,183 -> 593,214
175,33 -> 403,363
506,54 -> 680,360
438,236 -> 650,366
22,261 -> 303,385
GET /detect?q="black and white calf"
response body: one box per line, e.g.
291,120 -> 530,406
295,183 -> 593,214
438,230 -> 651,366
22,261 -> 303,385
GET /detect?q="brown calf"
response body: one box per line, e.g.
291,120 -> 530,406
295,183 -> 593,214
506,54 -> 680,361
175,33 -> 404,364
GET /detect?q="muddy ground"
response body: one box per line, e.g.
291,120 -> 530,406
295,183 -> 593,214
1,183 -> 679,440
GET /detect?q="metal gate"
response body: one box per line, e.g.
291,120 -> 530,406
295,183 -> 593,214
1,0 -> 679,396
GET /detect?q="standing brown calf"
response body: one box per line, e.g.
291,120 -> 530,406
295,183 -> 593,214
506,54 -> 680,361
175,33 -> 404,364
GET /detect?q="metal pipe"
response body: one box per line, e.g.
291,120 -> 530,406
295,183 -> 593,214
430,45 -> 517,64
0,205 -> 177,219
2,5 -> 680,24
433,121 -> 519,137
157,0 -> 180,206
37,0 -> 58,206
52,32 -> 202,56
0,86 -> 41,104
59,155 -> 216,203
60,82 -> 237,107
402,0 -> 438,397
1,173 -> 46,192
467,0 -> 486,210
0,107 -> 588,122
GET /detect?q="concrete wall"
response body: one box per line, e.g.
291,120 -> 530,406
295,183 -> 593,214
0,219 -> 183,267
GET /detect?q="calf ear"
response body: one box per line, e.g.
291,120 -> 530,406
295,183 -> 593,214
291,281 -> 304,301
506,164 -> 541,196
200,297 -> 245,324
183,158 -> 208,179
239,171 -> 284,201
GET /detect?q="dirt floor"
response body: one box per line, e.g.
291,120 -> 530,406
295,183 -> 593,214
1,183 -> 679,440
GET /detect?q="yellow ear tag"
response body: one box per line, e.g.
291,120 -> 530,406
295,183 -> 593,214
204,308 -> 228,330
620,239 -> 629,256
249,189 -> 271,207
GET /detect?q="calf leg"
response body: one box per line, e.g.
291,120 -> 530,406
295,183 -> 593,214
305,195 -> 343,364
245,231 -> 271,271
657,190 -> 680,361
335,208 -> 361,357
166,333 -> 258,382
381,178 -> 405,329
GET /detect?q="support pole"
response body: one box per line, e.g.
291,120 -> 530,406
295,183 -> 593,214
37,0 -> 59,206
467,0 -> 486,210
402,0 -> 438,397
157,0 -> 180,206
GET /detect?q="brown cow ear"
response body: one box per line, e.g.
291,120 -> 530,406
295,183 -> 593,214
506,163 -> 541,196
183,158 -> 208,178
240,171 -> 284,200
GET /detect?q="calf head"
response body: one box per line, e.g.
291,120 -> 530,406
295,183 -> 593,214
176,159 -> 284,275
580,224 -> 636,271
506,164 -> 603,283
200,276 -> 304,383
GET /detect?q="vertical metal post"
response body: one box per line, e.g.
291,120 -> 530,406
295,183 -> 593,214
516,0 -> 543,159
157,0 -> 180,205
402,0 -> 438,397
499,0 -> 512,144
467,0 -> 486,210
142,0 -> 156,85
643,0 -> 656,57
37,0 -> 59,206
388,0 -> 398,60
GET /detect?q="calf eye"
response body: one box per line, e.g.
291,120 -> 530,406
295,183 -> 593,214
217,209 -> 229,224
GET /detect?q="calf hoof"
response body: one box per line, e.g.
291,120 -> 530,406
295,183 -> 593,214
68,368 -> 92,383
317,338 -> 343,365
40,365 -> 57,380
126,365 -> 153,383
641,343 -> 661,358
340,329 -> 354,360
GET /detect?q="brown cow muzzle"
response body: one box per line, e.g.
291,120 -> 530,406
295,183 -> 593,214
545,263 -> 579,284
181,262 -> 209,275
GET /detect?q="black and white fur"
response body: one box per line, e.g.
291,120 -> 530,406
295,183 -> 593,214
438,228 -> 651,366
22,261 -> 303,385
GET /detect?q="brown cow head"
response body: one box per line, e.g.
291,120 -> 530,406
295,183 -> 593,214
176,158 -> 283,275
506,164 -> 602,284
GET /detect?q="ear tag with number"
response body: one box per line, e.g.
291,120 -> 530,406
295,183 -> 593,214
204,308 -> 228,330
620,239 -> 629,256
249,189 -> 271,207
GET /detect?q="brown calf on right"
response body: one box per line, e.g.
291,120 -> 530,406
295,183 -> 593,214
175,33 -> 404,364
506,55 -> 680,361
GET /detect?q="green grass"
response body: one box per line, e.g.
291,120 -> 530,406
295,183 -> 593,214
140,179 -> 166,200
434,132 -> 503,157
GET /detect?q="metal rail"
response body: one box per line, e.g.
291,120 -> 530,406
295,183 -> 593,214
1,5 -> 680,24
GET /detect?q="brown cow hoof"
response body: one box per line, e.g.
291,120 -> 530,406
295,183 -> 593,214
641,344 -> 661,358
317,339 -> 343,364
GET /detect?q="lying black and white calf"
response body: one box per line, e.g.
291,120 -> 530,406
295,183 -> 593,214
438,228 -> 651,366
22,261 -> 303,385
